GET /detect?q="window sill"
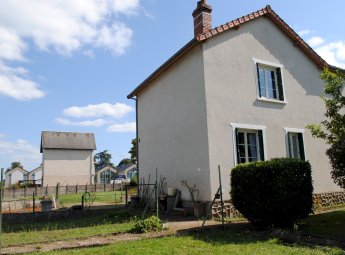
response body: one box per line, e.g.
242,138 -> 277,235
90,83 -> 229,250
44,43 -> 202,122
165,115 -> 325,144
257,98 -> 287,105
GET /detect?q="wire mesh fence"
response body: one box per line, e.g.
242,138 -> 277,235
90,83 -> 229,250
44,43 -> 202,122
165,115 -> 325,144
1,185 -> 138,214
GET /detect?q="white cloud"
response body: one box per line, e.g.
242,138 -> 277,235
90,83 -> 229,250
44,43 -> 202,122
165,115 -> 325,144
63,102 -> 133,119
0,63 -> 45,100
55,118 -> 110,127
315,41 -> 345,68
111,0 -> 140,15
308,36 -> 325,48
298,29 -> 312,36
107,122 -> 136,133
0,137 -> 41,170
0,0 -> 141,100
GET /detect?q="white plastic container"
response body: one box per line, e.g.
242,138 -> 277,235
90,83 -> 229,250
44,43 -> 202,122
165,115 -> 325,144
167,188 -> 176,196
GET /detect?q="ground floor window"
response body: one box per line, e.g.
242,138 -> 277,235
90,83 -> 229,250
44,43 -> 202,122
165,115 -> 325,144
287,132 -> 305,160
235,128 -> 265,164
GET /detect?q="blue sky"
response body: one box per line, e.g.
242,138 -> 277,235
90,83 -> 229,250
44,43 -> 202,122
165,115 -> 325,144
0,0 -> 344,171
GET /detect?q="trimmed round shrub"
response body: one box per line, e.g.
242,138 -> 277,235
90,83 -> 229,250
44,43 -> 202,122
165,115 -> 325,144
326,139 -> 345,189
231,158 -> 313,229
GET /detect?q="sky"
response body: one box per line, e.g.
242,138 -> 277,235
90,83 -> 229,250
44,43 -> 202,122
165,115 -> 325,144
0,0 -> 344,171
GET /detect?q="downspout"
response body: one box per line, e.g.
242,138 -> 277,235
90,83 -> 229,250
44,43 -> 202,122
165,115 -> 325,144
130,97 -> 139,194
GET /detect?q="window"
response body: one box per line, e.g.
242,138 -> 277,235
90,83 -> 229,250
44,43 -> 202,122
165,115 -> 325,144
287,132 -> 305,160
254,59 -> 285,102
235,129 -> 265,164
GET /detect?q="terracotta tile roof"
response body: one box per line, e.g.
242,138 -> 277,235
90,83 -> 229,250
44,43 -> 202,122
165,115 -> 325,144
128,5 -> 339,99
196,5 -> 328,69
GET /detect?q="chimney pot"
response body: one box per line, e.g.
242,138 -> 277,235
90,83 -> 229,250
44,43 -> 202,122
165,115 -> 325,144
192,0 -> 212,37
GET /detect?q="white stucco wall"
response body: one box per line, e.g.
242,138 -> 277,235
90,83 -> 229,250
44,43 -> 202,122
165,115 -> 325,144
29,167 -> 42,184
5,168 -> 28,187
42,149 -> 95,186
137,45 -> 212,201
202,18 -> 342,198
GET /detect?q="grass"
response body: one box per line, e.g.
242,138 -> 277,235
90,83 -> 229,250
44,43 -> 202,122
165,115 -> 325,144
2,210 -> 135,247
299,208 -> 345,241
34,228 -> 345,255
58,191 -> 127,207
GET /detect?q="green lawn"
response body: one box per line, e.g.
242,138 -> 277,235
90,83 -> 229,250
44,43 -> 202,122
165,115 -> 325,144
58,191 -> 126,207
2,211 -> 134,247
299,208 -> 345,241
36,228 -> 345,255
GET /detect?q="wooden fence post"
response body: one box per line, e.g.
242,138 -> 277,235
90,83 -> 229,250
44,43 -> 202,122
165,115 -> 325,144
76,184 -> 78,194
55,183 -> 59,200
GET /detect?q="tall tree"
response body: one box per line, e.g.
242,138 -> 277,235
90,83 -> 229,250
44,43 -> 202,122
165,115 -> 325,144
117,158 -> 132,167
94,150 -> 113,168
6,162 -> 23,171
128,138 -> 137,164
307,68 -> 345,188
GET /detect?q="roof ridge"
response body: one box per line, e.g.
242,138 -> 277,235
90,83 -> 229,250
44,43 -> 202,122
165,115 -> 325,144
196,5 -> 328,69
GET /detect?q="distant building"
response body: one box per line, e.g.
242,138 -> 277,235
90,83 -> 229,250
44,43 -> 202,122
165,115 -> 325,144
29,165 -> 43,185
41,131 -> 96,186
116,164 -> 137,180
95,164 -> 118,184
95,163 -> 138,184
5,166 -> 29,187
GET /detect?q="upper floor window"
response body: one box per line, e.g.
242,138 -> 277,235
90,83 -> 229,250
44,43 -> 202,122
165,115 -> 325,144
253,59 -> 285,102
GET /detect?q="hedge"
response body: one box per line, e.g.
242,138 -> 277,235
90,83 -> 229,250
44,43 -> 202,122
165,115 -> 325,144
231,158 -> 313,229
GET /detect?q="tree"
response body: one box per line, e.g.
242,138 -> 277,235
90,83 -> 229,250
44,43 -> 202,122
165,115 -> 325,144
128,138 -> 137,164
94,150 -> 113,168
307,68 -> 345,188
6,162 -> 23,171
118,158 -> 132,167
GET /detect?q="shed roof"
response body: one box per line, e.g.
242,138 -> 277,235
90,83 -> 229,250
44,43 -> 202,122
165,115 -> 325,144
40,131 -> 96,152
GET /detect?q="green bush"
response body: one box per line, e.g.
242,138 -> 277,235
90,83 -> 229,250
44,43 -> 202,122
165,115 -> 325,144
231,158 -> 313,229
133,216 -> 163,233
130,175 -> 138,186
326,139 -> 345,189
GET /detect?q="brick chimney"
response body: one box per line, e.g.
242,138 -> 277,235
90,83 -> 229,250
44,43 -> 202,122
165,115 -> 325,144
192,0 -> 212,37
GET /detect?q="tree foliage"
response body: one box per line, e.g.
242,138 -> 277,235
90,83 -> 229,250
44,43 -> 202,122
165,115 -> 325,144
94,150 -> 113,168
117,158 -> 132,167
128,138 -> 137,164
6,162 -> 23,171
307,68 -> 345,188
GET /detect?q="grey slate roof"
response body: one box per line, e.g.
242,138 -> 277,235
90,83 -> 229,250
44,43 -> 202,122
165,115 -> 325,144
40,131 -> 96,152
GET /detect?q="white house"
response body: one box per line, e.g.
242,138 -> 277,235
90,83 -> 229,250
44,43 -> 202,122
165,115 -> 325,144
5,167 -> 29,187
29,165 -> 43,185
127,1 -> 343,202
41,131 -> 96,186
95,164 -> 118,184
95,163 -> 138,184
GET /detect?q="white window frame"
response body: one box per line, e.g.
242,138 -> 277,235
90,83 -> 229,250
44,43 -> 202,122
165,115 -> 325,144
237,130 -> 260,163
230,123 -> 267,166
252,58 -> 287,104
284,128 -> 307,160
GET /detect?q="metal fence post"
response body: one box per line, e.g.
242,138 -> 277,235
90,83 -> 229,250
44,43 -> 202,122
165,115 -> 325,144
55,183 -> 59,200
76,184 -> 78,194
125,185 -> 128,206
0,168 -> 4,250
32,191 -> 35,220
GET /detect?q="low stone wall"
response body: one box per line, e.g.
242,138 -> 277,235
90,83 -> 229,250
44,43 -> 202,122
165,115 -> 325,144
313,191 -> 345,208
211,191 -> 345,219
